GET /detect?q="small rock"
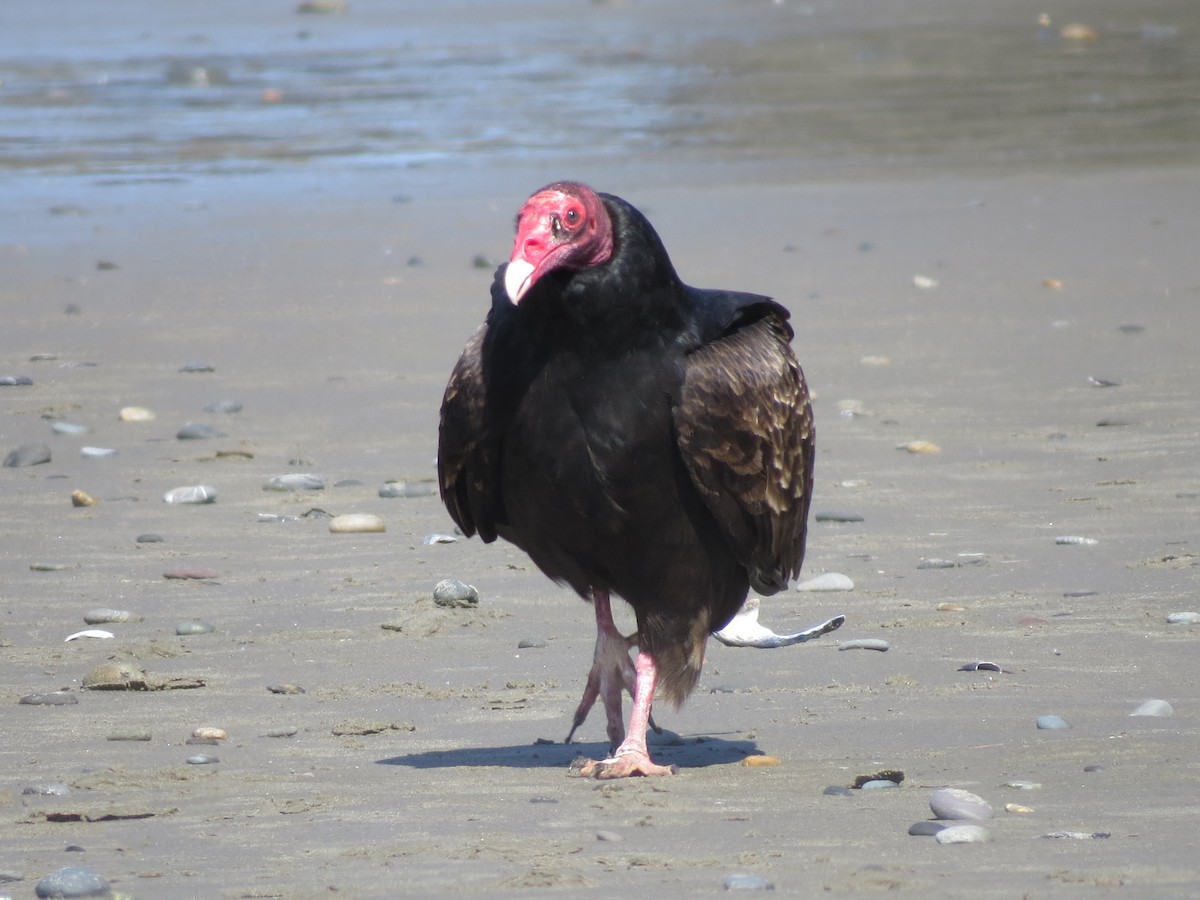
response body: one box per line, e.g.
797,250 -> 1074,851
176,422 -> 224,440
328,513 -> 385,533
107,730 -> 151,742
192,726 -> 227,740
179,362 -> 215,373
595,830 -> 623,842
378,481 -> 436,498
19,691 -> 78,706
266,683 -> 306,694
118,406 -> 156,422
1002,780 -> 1042,790
1166,611 -> 1200,624
838,638 -> 889,652
264,473 -> 325,491
1056,535 -> 1098,545
1036,715 -> 1071,730
433,579 -> 479,608
204,400 -> 243,413
79,447 -> 117,459
1005,803 -> 1034,814
136,533 -> 163,543
935,825 -> 989,844
82,662 -> 148,690
517,638 -> 547,649
908,821 -> 946,836
1129,699 -> 1173,717
84,609 -> 141,625
795,572 -> 854,592
70,490 -> 98,507
52,421 -> 90,435
823,785 -> 853,797
186,754 -> 219,765
813,511 -> 864,523
34,865 -> 111,898
1040,831 -> 1111,840
723,873 -> 775,891
741,755 -> 780,767
930,788 -> 993,821
176,621 -> 216,636
4,443 -> 52,467
0,374 -> 34,386
163,567 -> 219,580
859,779 -> 899,789
897,440 -> 940,454
423,533 -> 458,545
163,485 -> 217,504
23,782 -> 73,796
266,726 -> 299,737
917,558 -> 957,570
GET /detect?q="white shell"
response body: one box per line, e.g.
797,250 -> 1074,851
65,629 -> 115,642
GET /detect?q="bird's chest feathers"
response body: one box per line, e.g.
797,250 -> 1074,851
502,353 -> 677,528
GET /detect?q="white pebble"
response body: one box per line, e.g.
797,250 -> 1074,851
935,824 -> 989,844
795,572 -> 854,592
929,787 -> 993,822
329,513 -> 386,533
1129,699 -> 1173,717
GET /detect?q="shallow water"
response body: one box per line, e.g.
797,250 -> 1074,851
2,0 -> 1196,188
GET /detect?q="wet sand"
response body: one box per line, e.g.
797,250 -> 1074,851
3,161 -> 1199,898
4,1 -> 1200,897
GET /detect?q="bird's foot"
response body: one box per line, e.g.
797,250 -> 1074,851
565,624 -> 660,750
568,744 -> 677,780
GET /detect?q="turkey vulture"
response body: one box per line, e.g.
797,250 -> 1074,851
438,182 -> 827,778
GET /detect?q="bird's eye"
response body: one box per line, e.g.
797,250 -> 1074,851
563,206 -> 582,228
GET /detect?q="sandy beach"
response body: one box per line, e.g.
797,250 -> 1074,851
3,1 -> 1200,897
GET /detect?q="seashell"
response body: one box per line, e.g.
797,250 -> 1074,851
192,726 -> 227,740
1129,699 -> 1173,717
163,484 -> 217,504
64,629 -> 115,642
71,489 -> 97,507
897,440 -> 941,454
712,598 -> 844,648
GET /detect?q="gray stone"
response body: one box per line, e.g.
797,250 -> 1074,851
4,443 -> 51,467
34,865 -> 111,898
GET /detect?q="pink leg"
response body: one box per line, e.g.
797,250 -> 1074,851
565,589 -> 637,751
570,650 -> 677,779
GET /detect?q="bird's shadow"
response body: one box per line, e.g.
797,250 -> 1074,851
377,733 -> 759,771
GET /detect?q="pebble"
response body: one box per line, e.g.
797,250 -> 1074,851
897,440 -> 941,454
263,473 -> 325,491
204,399 -> 243,413
1166,612 -> 1200,624
723,873 -> 775,891
24,782 -> 73,796
329,513 -> 385,533
742,755 -> 781,767
34,865 -> 111,898
1040,831 -> 1111,840
1005,803 -> 1034,813
795,572 -> 854,592
823,785 -> 853,797
186,754 -> 219,765
838,638 -> 889,652
1002,780 -> 1042,790
0,374 -> 34,386
84,609 -> 141,625
958,661 -> 1009,673
423,533 -> 458,545
79,447 -> 116,459
814,511 -> 864,523
176,422 -> 224,440
19,691 -> 78,706
859,779 -> 899,789
176,621 -> 216,635
1130,699 -> 1173,717
4,443 -> 51,467
118,406 -> 156,422
266,683 -> 306,694
929,788 -> 993,821
1056,535 -> 1098,545
193,726 -> 227,740
82,662 -> 147,690
595,830 -> 623,842
107,730 -> 151,741
163,484 -> 217,504
31,562 -> 72,571
937,602 -> 967,612
1036,715 -> 1072,730
908,821 -> 946,836
136,533 -> 163,543
70,490 -> 97,507
179,361 -> 215,373
378,481 -> 436,498
935,825 -> 989,844
433,579 -> 479,608
266,726 -> 299,737
517,638 -> 547,649
917,559 -> 956,569
164,567 -> 219,580
52,421 -> 90,435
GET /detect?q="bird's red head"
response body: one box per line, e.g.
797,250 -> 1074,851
504,182 -> 614,304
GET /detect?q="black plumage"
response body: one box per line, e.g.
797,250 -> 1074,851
438,182 -> 813,777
